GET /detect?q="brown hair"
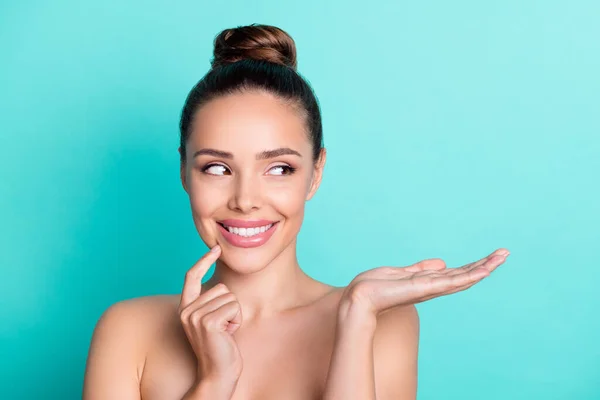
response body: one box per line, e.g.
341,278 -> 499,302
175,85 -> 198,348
211,25 -> 297,70
179,24 -> 323,163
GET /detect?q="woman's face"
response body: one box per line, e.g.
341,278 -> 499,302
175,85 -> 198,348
180,90 -> 325,273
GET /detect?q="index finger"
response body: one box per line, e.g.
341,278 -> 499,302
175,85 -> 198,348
179,245 -> 221,310
453,248 -> 510,272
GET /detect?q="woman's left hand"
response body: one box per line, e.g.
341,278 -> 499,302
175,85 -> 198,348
339,248 -> 510,320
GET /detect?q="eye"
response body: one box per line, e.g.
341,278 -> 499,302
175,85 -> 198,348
202,163 -> 231,176
267,165 -> 296,176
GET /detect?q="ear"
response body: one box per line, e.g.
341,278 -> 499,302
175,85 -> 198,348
179,146 -> 189,193
306,148 -> 326,201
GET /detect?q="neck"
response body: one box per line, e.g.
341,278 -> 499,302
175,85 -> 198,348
202,239 -> 333,323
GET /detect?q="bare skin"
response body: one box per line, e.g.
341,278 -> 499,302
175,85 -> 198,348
82,249 -> 508,400
83,278 -> 420,399
136,289 -> 342,400
83,90 -> 508,399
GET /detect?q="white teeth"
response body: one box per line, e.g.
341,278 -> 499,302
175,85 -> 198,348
225,223 -> 273,237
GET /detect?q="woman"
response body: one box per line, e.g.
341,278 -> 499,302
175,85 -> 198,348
82,24 -> 509,400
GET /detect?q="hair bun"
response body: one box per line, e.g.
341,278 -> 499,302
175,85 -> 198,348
211,24 -> 297,70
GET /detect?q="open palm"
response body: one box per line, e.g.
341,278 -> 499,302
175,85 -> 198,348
342,248 -> 510,316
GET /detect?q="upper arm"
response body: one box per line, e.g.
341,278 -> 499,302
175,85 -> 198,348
82,299 -> 147,400
373,304 -> 420,400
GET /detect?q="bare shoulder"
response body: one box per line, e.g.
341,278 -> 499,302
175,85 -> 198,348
376,303 -> 420,338
93,294 -> 179,343
83,295 -> 179,399
373,305 -> 420,400
93,294 -> 181,350
102,294 -> 180,322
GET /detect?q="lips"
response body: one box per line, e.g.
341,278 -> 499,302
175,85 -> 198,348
219,219 -> 276,228
217,219 -> 279,249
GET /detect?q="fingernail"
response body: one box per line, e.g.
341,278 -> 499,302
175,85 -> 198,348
210,245 -> 221,253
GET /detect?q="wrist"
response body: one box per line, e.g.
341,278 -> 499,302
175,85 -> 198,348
337,299 -> 377,333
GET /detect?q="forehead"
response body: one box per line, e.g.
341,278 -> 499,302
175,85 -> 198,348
188,90 -> 310,157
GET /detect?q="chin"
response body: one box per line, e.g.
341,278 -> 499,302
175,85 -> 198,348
212,220 -> 296,273
217,249 -> 276,274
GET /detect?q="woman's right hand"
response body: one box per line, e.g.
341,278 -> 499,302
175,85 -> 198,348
178,245 -> 243,396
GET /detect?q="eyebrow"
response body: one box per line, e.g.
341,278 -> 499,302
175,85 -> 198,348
193,147 -> 302,160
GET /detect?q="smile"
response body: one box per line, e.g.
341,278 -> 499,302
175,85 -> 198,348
221,223 -> 273,237
217,219 -> 279,248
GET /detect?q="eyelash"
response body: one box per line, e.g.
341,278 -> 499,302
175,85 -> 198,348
201,163 -> 297,176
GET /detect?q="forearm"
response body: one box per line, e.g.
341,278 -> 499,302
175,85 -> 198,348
323,301 -> 378,400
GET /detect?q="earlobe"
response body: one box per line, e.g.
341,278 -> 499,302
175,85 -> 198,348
180,163 -> 188,193
179,146 -> 188,193
306,148 -> 327,201
306,178 -> 314,201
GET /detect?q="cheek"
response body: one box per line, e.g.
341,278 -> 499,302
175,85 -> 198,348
267,178 -> 310,217
190,193 -> 216,216
188,185 -> 227,227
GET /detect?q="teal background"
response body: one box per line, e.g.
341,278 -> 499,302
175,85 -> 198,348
1,0 -> 598,399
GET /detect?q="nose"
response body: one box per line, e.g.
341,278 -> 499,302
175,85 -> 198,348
228,172 -> 262,214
